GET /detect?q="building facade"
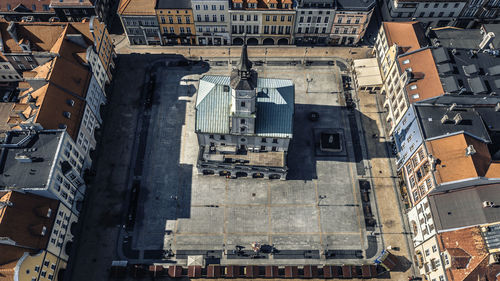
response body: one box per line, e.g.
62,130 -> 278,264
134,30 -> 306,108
229,0 -> 295,45
118,0 -> 161,45
192,0 -> 230,45
0,0 -> 57,22
294,0 -> 335,45
329,0 -> 375,45
156,0 -> 196,45
49,0 -> 96,22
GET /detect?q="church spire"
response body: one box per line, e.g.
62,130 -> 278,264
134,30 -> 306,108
238,43 -> 252,73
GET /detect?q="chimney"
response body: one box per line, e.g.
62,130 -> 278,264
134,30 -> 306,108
479,32 -> 496,50
453,113 -> 463,125
7,22 -> 18,43
441,114 -> 450,124
15,153 -> 32,163
466,144 -> 476,156
483,201 -> 495,208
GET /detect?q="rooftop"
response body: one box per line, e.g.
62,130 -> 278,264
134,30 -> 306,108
335,0 -> 375,11
382,21 -> 428,53
432,47 -> 500,95
196,75 -> 294,138
438,226 -> 490,281
118,0 -> 157,15
0,191 -> 58,249
49,0 -> 94,7
0,0 -> 54,13
414,104 -> 491,142
155,0 -> 192,9
430,183 -> 500,231
399,48 -> 444,103
426,133 -> 493,185
0,130 -> 62,190
352,58 -> 383,87
429,24 -> 500,50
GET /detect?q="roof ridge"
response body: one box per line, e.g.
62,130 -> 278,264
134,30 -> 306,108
118,0 -> 133,14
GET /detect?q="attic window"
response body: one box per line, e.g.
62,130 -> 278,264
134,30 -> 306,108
46,208 -> 52,218
63,112 -> 71,119
59,124 -> 67,129
223,85 -> 229,92
410,85 -> 418,90
67,99 -> 75,106
403,59 -> 410,65
412,94 -> 420,99
41,226 -> 47,236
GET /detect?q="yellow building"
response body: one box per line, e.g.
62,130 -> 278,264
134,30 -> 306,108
261,11 -> 295,45
156,0 -> 196,45
18,250 -> 66,281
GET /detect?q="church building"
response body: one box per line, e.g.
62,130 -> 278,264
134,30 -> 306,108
195,45 -> 294,179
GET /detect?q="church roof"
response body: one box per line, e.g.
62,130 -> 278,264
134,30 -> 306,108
195,75 -> 294,138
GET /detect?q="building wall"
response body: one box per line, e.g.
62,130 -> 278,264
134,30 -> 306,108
198,133 -> 290,152
414,235 -> 446,281
330,10 -> 373,45
408,196 -> 437,250
89,16 -> 115,83
120,15 -> 161,45
52,6 -> 95,22
46,203 -> 77,262
156,8 -> 196,45
17,250 -> 66,281
192,0 -> 230,45
294,8 -> 335,45
261,12 -> 295,44
86,46 -> 109,91
0,60 -> 22,82
385,0 -> 466,28
403,144 -> 435,206
76,105 -> 99,158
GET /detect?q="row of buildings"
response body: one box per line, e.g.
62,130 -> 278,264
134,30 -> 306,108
0,17 -> 115,280
368,21 -> 500,281
117,0 -> 376,46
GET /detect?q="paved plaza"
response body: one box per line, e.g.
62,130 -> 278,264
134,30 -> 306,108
131,59 -> 382,265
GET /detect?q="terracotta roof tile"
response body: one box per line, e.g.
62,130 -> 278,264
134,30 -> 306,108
0,191 -> 58,250
118,0 -> 156,15
398,48 -> 445,103
382,21 -> 428,53
426,133 -> 492,185
0,20 -> 67,53
438,226 -> 489,281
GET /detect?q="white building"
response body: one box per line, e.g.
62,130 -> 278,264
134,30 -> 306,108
192,0 -> 230,45
76,74 -> 106,161
294,0 -> 335,45
0,130 -> 88,215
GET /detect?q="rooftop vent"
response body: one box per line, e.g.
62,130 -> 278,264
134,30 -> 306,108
453,113 -> 463,125
449,103 -> 457,111
15,153 -> 32,163
483,201 -> 495,208
466,144 -> 476,156
441,114 -> 450,124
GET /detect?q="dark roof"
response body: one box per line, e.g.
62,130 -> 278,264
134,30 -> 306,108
414,104 -> 491,142
230,44 -> 257,90
432,47 -> 500,95
335,0 -> 375,10
155,0 -> 191,9
419,95 -> 500,106
0,130 -> 62,190
429,184 -> 500,231
429,28 -> 484,50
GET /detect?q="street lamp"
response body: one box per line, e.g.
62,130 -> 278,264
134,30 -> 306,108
318,195 -> 327,206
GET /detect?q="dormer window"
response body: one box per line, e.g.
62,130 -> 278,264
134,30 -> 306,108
249,3 -> 256,8
234,3 -> 242,8
46,208 -> 52,218
284,4 -> 289,8
63,111 -> 71,119
41,226 -> 47,236
270,3 -> 275,8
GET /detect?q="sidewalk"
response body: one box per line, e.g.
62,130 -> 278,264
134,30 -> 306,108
355,89 -> 417,279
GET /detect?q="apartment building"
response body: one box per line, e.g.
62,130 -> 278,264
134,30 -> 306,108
229,0 -> 295,45
457,0 -> 500,28
192,0 -> 230,45
118,0 -> 161,45
380,0 -> 467,28
0,191 -> 77,263
49,0 -> 96,22
0,130 -> 88,215
87,16 -> 116,90
374,21 -> 428,132
156,0 -> 196,45
294,0 -> 335,45
329,0 -> 375,45
393,100 -> 500,207
0,0 -> 56,22
409,185 -> 500,280
0,55 -> 21,82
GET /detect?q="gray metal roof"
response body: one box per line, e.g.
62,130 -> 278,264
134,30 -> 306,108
417,94 -> 500,106
429,184 -> 500,231
156,0 -> 191,9
0,130 -> 62,190
482,223 -> 500,251
414,105 -> 491,142
196,75 -> 294,138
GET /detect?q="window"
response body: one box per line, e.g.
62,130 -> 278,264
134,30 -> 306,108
169,27 -> 174,33
272,138 -> 278,143
432,245 -> 438,252
168,17 -> 173,24
203,4 -> 208,10
429,12 -> 434,17
260,146 -> 266,151
288,16 -> 292,21
25,56 -> 33,62
212,4 -> 216,10
261,138 -> 267,143
449,12 -> 454,17
220,14 -> 225,21
325,17 -> 329,23
240,101 -> 245,107
240,119 -> 245,124
412,94 -> 420,99
197,15 -> 201,22
195,5 -> 200,10
439,276 -> 444,281
454,3 -> 459,7
438,12 -> 443,17
186,17 -> 190,23
254,15 -> 258,21
281,16 -> 285,21
410,85 -> 417,90
41,271 -> 47,277
186,27 -> 191,33
266,15 -> 270,21
35,266 -> 40,272
272,146 -> 277,151
419,12 -> 425,17
177,16 -> 182,23
307,16 -> 311,23
220,5 -> 224,10
209,134 -> 214,139
180,27 -> 185,33
425,249 -> 430,256
337,17 -> 342,23
424,3 -> 429,8
355,18 -> 360,24
403,59 -> 410,64
63,111 -> 71,119
299,16 -> 304,23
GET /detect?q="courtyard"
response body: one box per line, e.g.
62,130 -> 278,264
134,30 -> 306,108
127,56 -> 383,265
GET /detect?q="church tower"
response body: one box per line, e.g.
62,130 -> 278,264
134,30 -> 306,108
230,44 -> 258,135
